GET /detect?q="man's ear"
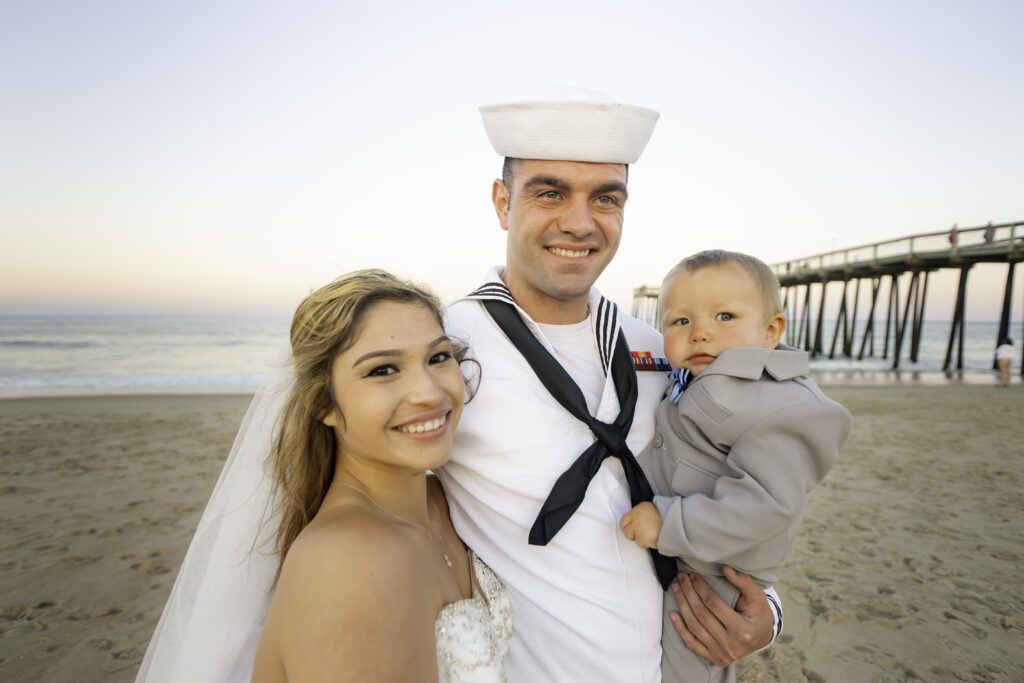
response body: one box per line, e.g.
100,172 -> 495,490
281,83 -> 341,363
491,179 -> 510,231
765,313 -> 786,348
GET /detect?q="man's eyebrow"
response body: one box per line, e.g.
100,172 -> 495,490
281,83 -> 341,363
351,335 -> 450,368
522,175 -> 571,192
593,182 -> 628,199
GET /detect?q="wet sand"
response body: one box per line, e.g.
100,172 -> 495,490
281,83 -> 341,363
0,386 -> 1021,682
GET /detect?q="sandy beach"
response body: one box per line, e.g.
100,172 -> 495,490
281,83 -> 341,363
1,384 -> 1021,682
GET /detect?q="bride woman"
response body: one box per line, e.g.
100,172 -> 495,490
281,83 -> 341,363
139,270 -> 510,682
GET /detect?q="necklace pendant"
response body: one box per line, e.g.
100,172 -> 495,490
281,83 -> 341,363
443,554 -> 452,569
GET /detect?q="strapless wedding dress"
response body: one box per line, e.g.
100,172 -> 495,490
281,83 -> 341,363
434,552 -> 512,682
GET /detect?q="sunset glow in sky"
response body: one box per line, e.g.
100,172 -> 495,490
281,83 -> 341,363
2,1 -> 1021,320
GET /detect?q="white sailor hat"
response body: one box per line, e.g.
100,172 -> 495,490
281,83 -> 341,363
479,87 -> 659,164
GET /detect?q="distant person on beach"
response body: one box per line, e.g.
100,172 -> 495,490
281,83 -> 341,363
996,337 -> 1014,387
620,250 -> 850,682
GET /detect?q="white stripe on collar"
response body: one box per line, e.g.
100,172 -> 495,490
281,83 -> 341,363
463,275 -> 621,377
466,281 -> 517,306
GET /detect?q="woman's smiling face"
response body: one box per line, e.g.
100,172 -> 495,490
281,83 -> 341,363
322,300 -> 464,473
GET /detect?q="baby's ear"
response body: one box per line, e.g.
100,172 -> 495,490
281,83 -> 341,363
765,313 -> 786,348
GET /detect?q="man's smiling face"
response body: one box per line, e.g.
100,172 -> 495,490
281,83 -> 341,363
492,159 -> 627,323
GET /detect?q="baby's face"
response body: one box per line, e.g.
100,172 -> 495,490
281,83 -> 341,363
661,263 -> 783,376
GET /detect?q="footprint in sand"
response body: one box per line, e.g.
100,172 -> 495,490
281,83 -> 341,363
984,614 -> 1023,634
800,667 -> 826,683
1,600 -> 57,623
988,548 -> 1019,561
32,542 -> 70,554
856,599 -> 905,622
955,621 -> 989,640
61,554 -> 102,568
970,663 -> 1007,682
130,560 -> 171,575
89,638 -> 114,651
12,619 -> 48,634
888,663 -> 921,681
929,665 -> 965,680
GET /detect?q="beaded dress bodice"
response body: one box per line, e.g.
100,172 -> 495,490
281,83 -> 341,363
434,552 -> 512,682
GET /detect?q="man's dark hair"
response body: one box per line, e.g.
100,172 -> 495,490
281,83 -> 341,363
501,157 -> 629,196
502,157 -> 517,194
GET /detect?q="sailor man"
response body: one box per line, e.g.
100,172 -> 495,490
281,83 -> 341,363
436,88 -> 782,682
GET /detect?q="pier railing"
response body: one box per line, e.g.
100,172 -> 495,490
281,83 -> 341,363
771,221 -> 1022,284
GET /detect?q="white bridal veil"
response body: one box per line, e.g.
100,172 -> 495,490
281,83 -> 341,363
136,361 -> 294,683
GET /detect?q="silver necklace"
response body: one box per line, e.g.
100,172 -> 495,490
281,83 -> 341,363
334,482 -> 453,569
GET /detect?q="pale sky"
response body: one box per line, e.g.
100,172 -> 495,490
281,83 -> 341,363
2,1 -> 1021,320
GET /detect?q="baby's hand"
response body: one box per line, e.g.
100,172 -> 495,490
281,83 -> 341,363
619,502 -> 662,549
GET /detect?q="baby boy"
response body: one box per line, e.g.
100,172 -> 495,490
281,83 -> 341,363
620,249 -> 851,683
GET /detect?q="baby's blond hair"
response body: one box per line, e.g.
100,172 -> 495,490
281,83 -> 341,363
662,250 -> 782,319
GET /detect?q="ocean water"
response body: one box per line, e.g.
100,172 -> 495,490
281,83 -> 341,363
793,319 -> 1020,374
0,315 -> 289,393
0,315 -> 1019,395
793,319 -> 1022,386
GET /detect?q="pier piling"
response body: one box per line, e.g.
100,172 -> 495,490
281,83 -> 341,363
994,262 -> 1016,369
943,267 -> 971,371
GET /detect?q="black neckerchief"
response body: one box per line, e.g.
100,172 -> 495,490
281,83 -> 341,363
469,283 -> 676,590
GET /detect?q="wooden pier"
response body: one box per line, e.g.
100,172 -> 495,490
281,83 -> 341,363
631,220 -> 1024,374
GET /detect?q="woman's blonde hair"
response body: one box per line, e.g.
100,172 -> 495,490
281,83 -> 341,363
268,269 -> 459,579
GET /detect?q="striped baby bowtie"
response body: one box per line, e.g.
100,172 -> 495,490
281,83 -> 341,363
668,368 -> 691,404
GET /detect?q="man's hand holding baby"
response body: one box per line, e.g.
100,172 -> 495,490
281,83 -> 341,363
619,501 -> 662,549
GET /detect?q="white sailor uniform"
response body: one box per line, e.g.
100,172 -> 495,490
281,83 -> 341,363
438,268 -> 674,682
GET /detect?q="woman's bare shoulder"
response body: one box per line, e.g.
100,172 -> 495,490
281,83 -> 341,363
280,503 -> 418,593
259,505 -> 442,682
